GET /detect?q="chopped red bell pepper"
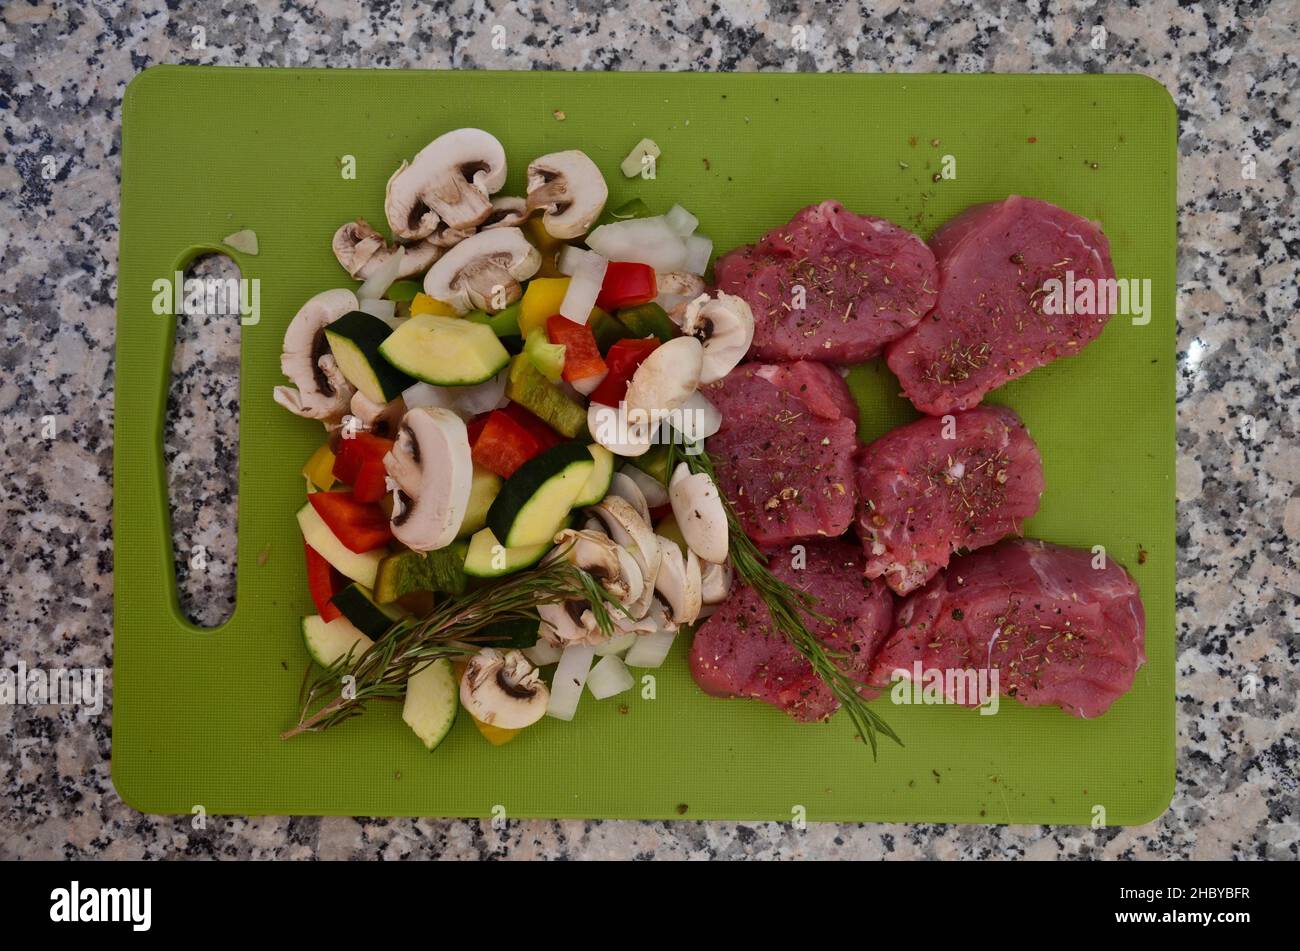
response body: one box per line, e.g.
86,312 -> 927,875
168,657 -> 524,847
304,542 -> 344,622
596,262 -> 657,311
501,403 -> 564,452
588,337 -> 660,406
307,491 -> 393,553
351,456 -> 389,503
466,413 -> 490,446
333,432 -> 394,486
546,314 -> 608,382
471,410 -> 544,478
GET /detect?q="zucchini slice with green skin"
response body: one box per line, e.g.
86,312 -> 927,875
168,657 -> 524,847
324,310 -> 415,403
374,543 -> 469,603
486,442 -> 596,548
458,466 -> 502,539
329,583 -> 404,639
402,657 -> 458,751
463,527 -> 551,578
297,503 -> 383,588
302,615 -> 375,668
573,444 -> 615,506
379,313 -> 510,386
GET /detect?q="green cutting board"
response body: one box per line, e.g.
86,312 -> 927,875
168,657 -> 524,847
114,67 -> 1176,824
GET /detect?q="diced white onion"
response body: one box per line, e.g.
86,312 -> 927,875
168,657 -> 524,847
359,298 -> 400,329
357,246 -> 404,301
587,655 -> 635,699
586,217 -> 689,272
524,638 -> 563,667
664,204 -> 698,237
682,234 -> 713,275
593,631 -> 639,657
620,464 -> 668,507
401,368 -> 508,419
620,138 -> 661,178
624,628 -> 677,668
560,268 -> 605,324
547,643 -> 595,721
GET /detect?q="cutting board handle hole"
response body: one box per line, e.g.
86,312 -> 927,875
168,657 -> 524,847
164,252 -> 241,629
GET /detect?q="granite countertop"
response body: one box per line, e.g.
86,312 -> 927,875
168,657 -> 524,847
1,0 -> 1295,860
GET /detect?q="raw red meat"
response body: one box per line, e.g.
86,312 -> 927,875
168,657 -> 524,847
869,540 -> 1145,719
703,362 -> 858,545
855,405 -> 1044,595
714,201 -> 939,364
886,195 -> 1117,415
690,538 -> 894,722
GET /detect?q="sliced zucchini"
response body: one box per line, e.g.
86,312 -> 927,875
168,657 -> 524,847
504,355 -> 587,438
573,444 -> 615,506
486,442 -> 596,548
378,312 -> 510,386
325,310 -> 415,403
463,527 -> 551,578
297,503 -> 383,588
402,657 -> 458,751
627,443 -> 672,486
477,614 -> 542,648
374,543 -> 468,604
302,615 -> 375,668
459,465 -> 502,539
330,583 -> 404,639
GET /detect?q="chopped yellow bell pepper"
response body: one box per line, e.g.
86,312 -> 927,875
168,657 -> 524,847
654,513 -> 688,557
522,217 -> 566,278
472,715 -> 522,747
409,292 -> 459,317
518,277 -> 570,337
302,443 -> 336,492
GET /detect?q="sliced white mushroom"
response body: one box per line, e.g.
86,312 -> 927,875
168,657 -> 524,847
653,536 -> 703,625
678,390 -> 722,442
536,601 -> 597,647
481,196 -> 529,230
620,464 -> 669,508
349,390 -> 406,439
624,336 -> 704,420
273,288 -> 358,422
385,128 -> 508,238
698,560 -> 733,618
382,407 -> 473,552
679,292 -> 755,384
548,528 -> 643,606
525,150 -> 608,239
656,271 -> 707,318
587,401 -> 654,458
587,497 -> 660,619
459,648 -> 549,729
423,227 -> 541,314
668,462 -> 728,564
332,218 -> 442,280
607,471 -> 652,525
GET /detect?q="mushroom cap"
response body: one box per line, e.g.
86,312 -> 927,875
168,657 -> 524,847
332,218 -> 443,280
624,335 -> 704,418
349,391 -> 406,440
385,128 -> 508,239
587,401 -> 654,458
275,288 -> 359,421
526,150 -> 609,239
587,495 -> 661,619
668,462 -> 729,564
654,536 -> 703,625
460,648 -> 549,729
482,196 -> 530,230
679,292 -> 755,385
422,227 -> 541,314
382,407 -> 473,552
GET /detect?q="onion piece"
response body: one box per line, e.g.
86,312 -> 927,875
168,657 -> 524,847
357,246 -> 404,301
524,637 -> 564,667
359,298 -> 400,329
620,464 -> 668,507
587,655 -> 635,699
586,217 -> 689,272
624,628 -> 677,668
682,234 -> 713,275
559,249 -> 607,324
664,204 -> 698,237
571,371 -> 607,397
402,368 -> 508,419
547,643 -> 595,721
593,631 -> 638,657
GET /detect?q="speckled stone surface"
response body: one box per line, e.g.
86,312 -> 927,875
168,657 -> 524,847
1,0 -> 1296,860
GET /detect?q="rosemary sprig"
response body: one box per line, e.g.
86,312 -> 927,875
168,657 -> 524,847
282,557 -> 617,740
670,439 -> 902,758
